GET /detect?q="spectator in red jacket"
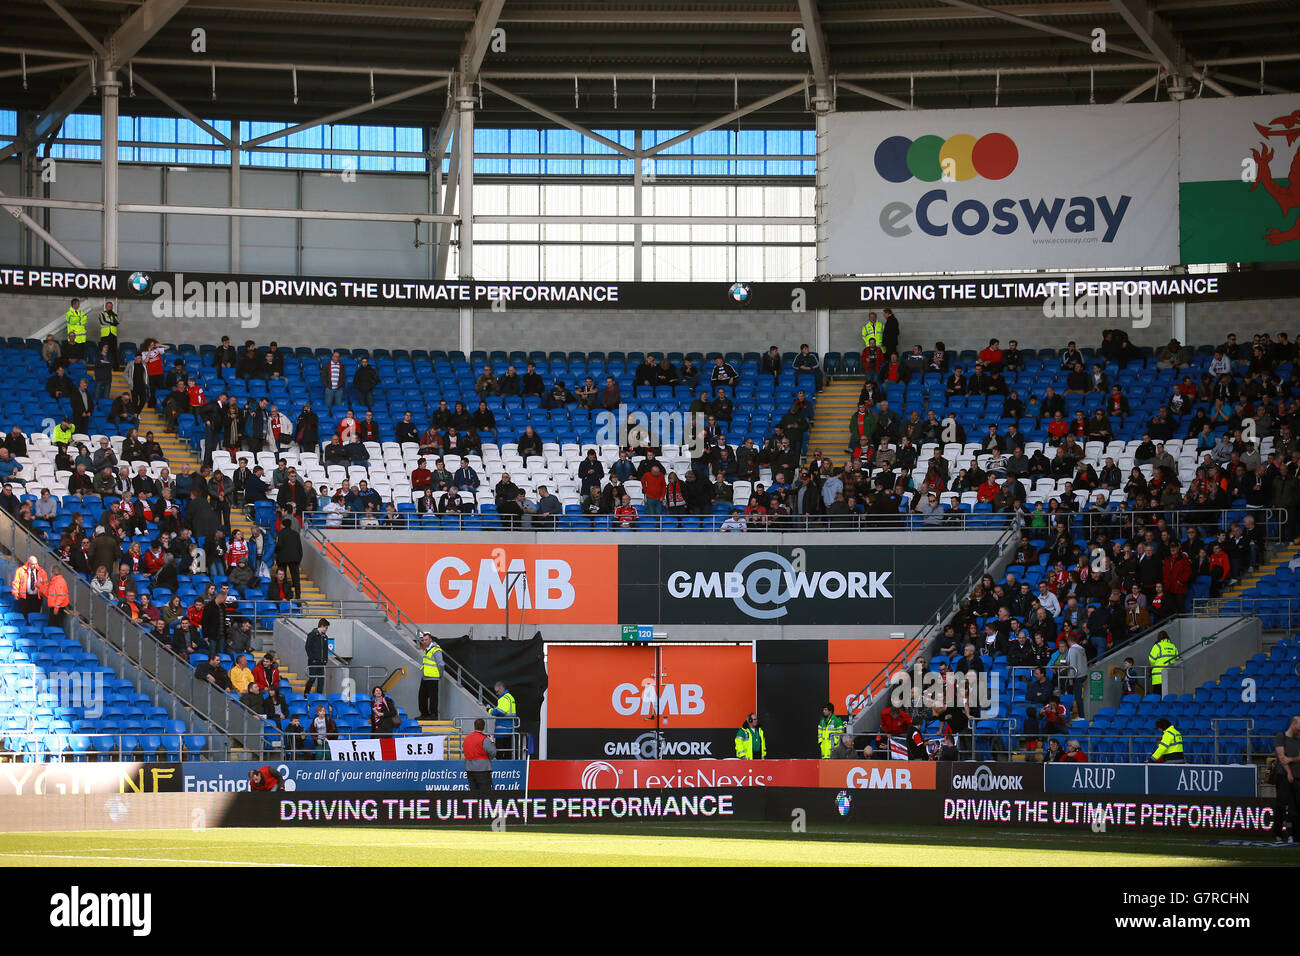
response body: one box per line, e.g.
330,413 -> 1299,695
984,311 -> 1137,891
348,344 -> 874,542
1207,542 -> 1232,597
978,338 -> 1003,373
1062,739 -> 1089,762
1162,549 -> 1192,614
976,476 -> 1000,503
641,464 -> 667,518
249,766 -> 283,791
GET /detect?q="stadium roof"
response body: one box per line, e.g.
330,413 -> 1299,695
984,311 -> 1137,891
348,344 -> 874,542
0,0 -> 1297,136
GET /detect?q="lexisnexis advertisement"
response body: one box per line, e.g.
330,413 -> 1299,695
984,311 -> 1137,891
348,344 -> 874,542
327,541 -> 991,626
825,102 -> 1181,274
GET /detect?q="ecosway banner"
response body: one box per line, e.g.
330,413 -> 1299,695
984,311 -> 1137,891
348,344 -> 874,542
825,102 -> 1180,274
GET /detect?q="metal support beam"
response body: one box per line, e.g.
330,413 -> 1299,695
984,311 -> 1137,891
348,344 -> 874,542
435,127 -> 460,280
633,130 -> 643,282
41,0 -> 108,58
0,189 -> 88,267
479,81 -> 635,157
463,0 -> 507,81
132,72 -> 232,144
836,79 -> 912,111
813,95 -> 830,281
457,85 -> 474,278
102,68 -> 119,268
1109,0 -> 1185,75
795,0 -> 831,93
229,125 -> 240,272
0,0 -> 191,164
931,0 -> 1156,62
117,203 -> 455,222
642,83 -> 806,157
474,215 -> 813,225
241,79 -> 448,149
1115,72 -> 1161,102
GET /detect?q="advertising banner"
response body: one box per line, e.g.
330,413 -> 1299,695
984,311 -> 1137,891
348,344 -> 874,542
817,760 -> 938,790
0,761 -> 183,796
617,543 -> 989,626
1045,762 -> 1257,797
938,761 -> 1044,794
329,541 -> 989,628
546,644 -> 756,760
825,102 -> 1180,274
1180,93 -> 1300,264
181,760 -> 528,792
527,759 -> 818,790
10,264 -> 1300,311
211,789 -> 764,827
330,541 -> 618,625
326,736 -> 446,762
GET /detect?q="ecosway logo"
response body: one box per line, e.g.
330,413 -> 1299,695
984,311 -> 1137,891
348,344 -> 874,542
874,133 -> 1018,183
582,761 -> 620,790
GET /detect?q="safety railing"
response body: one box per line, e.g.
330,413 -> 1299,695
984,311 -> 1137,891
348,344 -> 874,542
1193,595 -> 1300,631
0,726 -> 522,764
298,523 -> 500,712
847,516 -> 1023,732
291,508 -> 1020,533
0,507 -> 268,752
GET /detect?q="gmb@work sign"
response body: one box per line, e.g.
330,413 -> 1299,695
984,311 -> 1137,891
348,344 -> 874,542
329,541 -> 988,625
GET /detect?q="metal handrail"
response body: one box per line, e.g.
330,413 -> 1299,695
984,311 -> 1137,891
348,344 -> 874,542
848,516 -> 1023,729
291,508 -> 1020,533
297,521 -> 499,711
0,508 -> 268,749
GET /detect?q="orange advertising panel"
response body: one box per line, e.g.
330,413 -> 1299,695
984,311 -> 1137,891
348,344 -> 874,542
330,542 -> 618,625
817,760 -> 937,790
827,639 -> 911,716
548,644 -> 756,729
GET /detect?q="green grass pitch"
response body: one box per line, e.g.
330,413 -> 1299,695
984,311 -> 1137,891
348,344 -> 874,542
0,824 -> 1294,866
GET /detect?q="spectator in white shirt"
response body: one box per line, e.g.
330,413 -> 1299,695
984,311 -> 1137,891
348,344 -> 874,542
720,508 -> 747,532
1036,581 -> 1061,617
322,495 -> 346,528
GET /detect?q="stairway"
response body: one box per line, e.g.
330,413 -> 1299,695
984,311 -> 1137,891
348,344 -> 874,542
112,370 -> 335,619
419,718 -> 462,758
1205,542 -> 1297,608
804,376 -> 866,466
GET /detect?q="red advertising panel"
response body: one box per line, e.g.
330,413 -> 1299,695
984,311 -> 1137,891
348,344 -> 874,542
817,760 -> 937,790
329,542 -> 619,624
827,639 -> 911,715
528,760 -> 819,790
547,644 -> 756,730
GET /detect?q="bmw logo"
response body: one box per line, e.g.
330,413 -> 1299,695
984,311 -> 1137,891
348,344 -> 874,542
128,271 -> 151,293
728,282 -> 750,304
835,790 -> 852,817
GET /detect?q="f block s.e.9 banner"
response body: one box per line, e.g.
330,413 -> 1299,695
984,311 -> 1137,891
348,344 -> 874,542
825,102 -> 1180,274
327,540 -> 992,627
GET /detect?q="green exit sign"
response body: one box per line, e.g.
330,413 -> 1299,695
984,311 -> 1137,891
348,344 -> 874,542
621,624 -> 654,642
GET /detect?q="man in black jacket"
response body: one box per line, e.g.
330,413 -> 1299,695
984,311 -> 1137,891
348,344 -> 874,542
304,618 -> 330,694
353,357 -> 380,408
274,513 -> 303,599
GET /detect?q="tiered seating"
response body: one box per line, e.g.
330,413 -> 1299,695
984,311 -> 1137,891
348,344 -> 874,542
1077,638 -> 1300,763
0,585 -> 207,761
